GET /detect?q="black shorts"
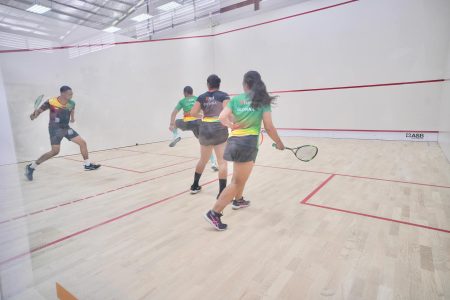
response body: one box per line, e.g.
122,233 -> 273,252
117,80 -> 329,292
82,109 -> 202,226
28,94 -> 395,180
198,121 -> 229,146
175,119 -> 200,138
49,126 -> 79,145
224,135 -> 259,162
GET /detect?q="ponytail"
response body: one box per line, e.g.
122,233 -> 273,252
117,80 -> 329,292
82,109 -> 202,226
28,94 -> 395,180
243,71 -> 276,110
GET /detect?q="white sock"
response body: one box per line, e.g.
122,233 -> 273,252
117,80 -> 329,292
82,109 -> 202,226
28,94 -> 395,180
172,129 -> 179,139
210,155 -> 217,166
30,162 -> 38,169
84,160 -> 90,166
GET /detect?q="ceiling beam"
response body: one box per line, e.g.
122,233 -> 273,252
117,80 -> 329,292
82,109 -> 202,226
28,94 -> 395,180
9,0 -> 109,26
50,0 -> 116,19
218,0 -> 259,13
112,0 -> 146,26
76,0 -> 129,14
105,0 -> 135,6
0,18 -> 58,35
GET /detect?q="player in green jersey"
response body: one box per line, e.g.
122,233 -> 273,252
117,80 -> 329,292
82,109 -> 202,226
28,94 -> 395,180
168,86 -> 218,171
204,71 -> 285,231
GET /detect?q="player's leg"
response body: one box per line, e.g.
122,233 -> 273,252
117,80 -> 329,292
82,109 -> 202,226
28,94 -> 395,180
210,154 -> 218,172
191,120 -> 217,171
227,136 -> 257,209
213,142 -> 227,198
231,174 -> 252,210
25,127 -> 63,181
190,145 -> 213,194
70,134 -> 100,170
204,161 -> 254,230
169,119 -> 184,147
36,145 -> 61,165
25,146 -> 60,181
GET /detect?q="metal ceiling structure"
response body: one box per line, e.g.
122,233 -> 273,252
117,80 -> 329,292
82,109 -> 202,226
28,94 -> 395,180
0,0 -> 302,51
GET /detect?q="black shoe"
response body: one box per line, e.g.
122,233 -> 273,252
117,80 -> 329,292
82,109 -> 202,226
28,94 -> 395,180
204,210 -> 227,231
190,185 -> 202,194
25,164 -> 35,181
211,164 -> 219,172
84,163 -> 101,171
169,137 -> 181,147
232,197 -> 251,210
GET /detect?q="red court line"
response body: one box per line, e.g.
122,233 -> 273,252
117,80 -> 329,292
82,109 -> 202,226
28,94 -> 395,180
94,152 -> 146,163
269,79 -> 446,94
214,0 -> 358,36
303,203 -> 450,234
117,148 -> 150,154
301,174 -> 335,204
0,167 -> 193,225
298,171 -> 450,234
231,79 -> 447,100
109,149 -> 198,159
0,0 -> 357,54
156,153 -> 199,159
276,128 -> 439,133
64,157 -> 142,173
0,140 -> 172,168
146,152 -> 198,159
63,156 -> 197,173
0,175 -> 226,266
140,158 -> 197,173
333,173 -> 450,189
255,164 -> 450,189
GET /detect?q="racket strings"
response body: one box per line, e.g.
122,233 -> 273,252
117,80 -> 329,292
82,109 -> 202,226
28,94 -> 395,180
295,146 -> 318,161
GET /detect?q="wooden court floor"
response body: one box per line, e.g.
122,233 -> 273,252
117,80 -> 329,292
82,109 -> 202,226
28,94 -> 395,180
1,137 -> 449,300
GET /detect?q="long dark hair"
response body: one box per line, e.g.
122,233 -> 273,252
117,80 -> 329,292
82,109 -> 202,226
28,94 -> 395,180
243,71 -> 276,109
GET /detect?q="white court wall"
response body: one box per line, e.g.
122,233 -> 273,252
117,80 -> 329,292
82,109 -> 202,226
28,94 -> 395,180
438,41 -> 450,162
0,32 -> 214,163
1,0 -> 450,163
0,66 -> 35,298
213,0 -> 450,132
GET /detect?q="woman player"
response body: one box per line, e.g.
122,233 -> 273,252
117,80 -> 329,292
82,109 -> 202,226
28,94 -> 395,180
168,86 -> 218,171
189,75 -> 230,197
204,71 -> 285,231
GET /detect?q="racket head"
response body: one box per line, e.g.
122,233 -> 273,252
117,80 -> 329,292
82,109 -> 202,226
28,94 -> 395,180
34,95 -> 44,110
294,145 -> 318,162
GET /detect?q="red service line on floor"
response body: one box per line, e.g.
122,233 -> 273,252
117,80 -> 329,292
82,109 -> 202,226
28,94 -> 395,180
93,152 -> 146,163
0,174 -> 229,267
0,167 -> 193,225
156,153 -> 199,159
297,173 -> 450,234
116,148 -> 152,154
303,202 -> 450,234
255,164 -> 450,189
111,148 -> 198,160
64,157 -> 142,173
64,156 -> 197,174
301,174 -> 335,204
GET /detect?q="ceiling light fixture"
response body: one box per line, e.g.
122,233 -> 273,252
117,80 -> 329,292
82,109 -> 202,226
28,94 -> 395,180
131,14 -> 152,22
103,26 -> 121,33
26,4 -> 51,14
157,1 -> 183,11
